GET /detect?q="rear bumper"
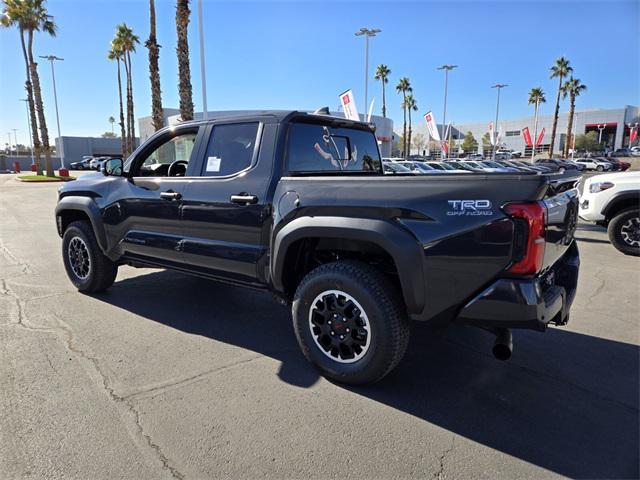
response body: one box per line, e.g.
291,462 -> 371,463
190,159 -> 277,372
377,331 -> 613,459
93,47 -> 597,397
455,242 -> 580,331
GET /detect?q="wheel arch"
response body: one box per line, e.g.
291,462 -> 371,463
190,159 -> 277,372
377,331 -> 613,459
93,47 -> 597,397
271,216 -> 425,314
55,196 -> 108,253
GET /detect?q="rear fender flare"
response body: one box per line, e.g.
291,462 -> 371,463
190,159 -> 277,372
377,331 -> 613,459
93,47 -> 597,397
271,216 -> 425,314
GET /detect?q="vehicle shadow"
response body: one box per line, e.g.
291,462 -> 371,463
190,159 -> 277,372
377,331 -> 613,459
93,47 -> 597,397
95,270 -> 639,479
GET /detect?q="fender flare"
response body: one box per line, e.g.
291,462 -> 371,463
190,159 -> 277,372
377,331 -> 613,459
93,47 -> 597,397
55,196 -> 109,252
271,216 -> 426,314
601,190 -> 640,218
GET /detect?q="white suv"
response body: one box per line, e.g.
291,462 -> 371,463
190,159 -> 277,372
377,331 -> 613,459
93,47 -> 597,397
580,171 -> 640,255
573,158 -> 612,171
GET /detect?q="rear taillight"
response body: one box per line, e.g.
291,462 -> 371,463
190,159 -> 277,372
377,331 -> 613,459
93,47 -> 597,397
503,202 -> 546,275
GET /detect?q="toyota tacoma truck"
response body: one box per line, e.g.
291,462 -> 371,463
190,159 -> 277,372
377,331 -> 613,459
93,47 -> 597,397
55,110 -> 580,384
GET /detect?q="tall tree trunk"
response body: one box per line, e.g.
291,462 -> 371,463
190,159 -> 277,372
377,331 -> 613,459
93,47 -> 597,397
19,28 -> 42,175
127,51 -> 136,152
381,82 -> 386,118
176,0 -> 194,121
27,31 -> 53,176
549,76 -> 563,158
564,95 -> 575,158
147,0 -> 164,132
116,58 -> 126,160
402,92 -> 407,158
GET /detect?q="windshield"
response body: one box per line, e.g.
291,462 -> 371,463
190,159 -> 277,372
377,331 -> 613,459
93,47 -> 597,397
287,121 -> 381,173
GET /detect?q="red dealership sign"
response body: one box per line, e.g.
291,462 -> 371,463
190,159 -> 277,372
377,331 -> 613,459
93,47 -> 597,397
522,127 -> 533,147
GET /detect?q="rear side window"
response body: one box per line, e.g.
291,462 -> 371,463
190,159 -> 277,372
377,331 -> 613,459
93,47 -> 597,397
201,122 -> 260,177
287,122 -> 381,173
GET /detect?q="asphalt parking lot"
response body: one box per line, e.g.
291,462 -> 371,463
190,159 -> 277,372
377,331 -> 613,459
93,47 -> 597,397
1,172 -> 638,479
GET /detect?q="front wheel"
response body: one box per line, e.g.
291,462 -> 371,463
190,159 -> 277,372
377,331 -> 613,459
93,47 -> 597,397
292,260 -> 410,385
608,208 -> 640,256
62,220 -> 118,292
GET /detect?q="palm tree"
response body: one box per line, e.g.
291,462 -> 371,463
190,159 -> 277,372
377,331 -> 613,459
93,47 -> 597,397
3,0 -> 56,176
374,64 -> 391,118
404,95 -> 418,156
561,77 -> 587,158
548,56 -> 572,157
395,77 -> 411,157
1,0 -> 43,174
146,0 -> 163,132
108,115 -> 115,134
527,87 -> 546,159
108,42 -> 126,159
115,23 -> 139,156
176,0 -> 194,121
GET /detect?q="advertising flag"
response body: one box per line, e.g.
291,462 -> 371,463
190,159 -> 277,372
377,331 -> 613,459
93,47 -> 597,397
424,111 -> 441,141
488,122 -> 495,145
536,127 -> 546,147
522,127 -> 533,147
339,90 -> 359,121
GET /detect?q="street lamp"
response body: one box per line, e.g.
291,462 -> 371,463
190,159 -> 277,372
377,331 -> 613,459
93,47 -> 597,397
40,55 -> 65,169
19,99 -> 34,165
596,124 -> 606,145
491,83 -> 508,159
437,65 -> 457,159
354,27 -> 381,116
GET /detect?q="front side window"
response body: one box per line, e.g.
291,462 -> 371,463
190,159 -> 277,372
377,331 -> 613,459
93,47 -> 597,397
201,122 -> 260,177
287,122 -> 381,173
136,131 -> 198,177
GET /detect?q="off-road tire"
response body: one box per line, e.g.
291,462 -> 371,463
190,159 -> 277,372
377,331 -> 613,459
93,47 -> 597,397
62,220 -> 118,292
608,208 -> 640,256
292,260 -> 410,385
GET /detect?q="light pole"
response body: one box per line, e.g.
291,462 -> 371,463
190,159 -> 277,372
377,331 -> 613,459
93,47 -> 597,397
19,99 -> 34,165
597,124 -> 606,146
354,27 -> 381,117
437,64 -> 457,159
197,0 -> 208,120
491,83 -> 508,160
40,55 -> 65,169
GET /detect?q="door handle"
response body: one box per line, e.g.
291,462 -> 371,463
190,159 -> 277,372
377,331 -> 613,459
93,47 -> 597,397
230,194 -> 258,205
160,191 -> 182,201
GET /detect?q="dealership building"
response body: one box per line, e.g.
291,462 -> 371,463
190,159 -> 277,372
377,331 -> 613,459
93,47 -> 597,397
411,105 -> 639,156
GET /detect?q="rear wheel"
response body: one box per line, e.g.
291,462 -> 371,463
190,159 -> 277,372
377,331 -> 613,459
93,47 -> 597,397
292,260 -> 410,385
62,220 -> 118,292
608,208 -> 640,256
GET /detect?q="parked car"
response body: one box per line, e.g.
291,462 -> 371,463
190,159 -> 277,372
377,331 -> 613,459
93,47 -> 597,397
535,158 -> 584,173
572,158 -> 612,172
69,157 -> 93,170
580,171 -> 640,256
55,109 -> 581,385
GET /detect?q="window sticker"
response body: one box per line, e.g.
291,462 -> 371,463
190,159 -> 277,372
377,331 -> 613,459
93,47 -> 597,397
206,156 -> 221,172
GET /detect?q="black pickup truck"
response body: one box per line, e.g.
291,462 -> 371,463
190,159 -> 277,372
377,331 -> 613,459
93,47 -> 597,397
56,110 -> 580,384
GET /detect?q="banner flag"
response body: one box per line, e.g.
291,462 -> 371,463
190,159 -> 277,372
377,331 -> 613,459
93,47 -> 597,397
522,127 -> 533,147
339,90 -> 359,121
424,111 -> 441,141
536,127 -> 546,147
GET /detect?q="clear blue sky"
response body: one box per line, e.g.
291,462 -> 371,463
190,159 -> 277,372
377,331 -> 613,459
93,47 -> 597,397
1,0 -> 638,146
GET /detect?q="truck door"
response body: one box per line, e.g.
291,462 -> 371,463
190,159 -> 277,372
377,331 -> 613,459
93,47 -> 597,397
179,119 -> 277,285
108,126 -> 204,266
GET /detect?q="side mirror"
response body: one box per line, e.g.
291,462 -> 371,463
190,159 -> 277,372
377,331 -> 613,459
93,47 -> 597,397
103,158 -> 123,176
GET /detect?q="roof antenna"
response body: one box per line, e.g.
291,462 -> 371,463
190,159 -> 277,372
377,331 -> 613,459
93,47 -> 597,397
313,106 -> 330,115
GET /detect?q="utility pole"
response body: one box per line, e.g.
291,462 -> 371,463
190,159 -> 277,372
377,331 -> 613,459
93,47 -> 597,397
437,65 -> 457,160
197,0 -> 208,120
355,27 -> 381,117
491,83 -> 508,160
40,55 -> 65,168
19,99 -> 34,165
